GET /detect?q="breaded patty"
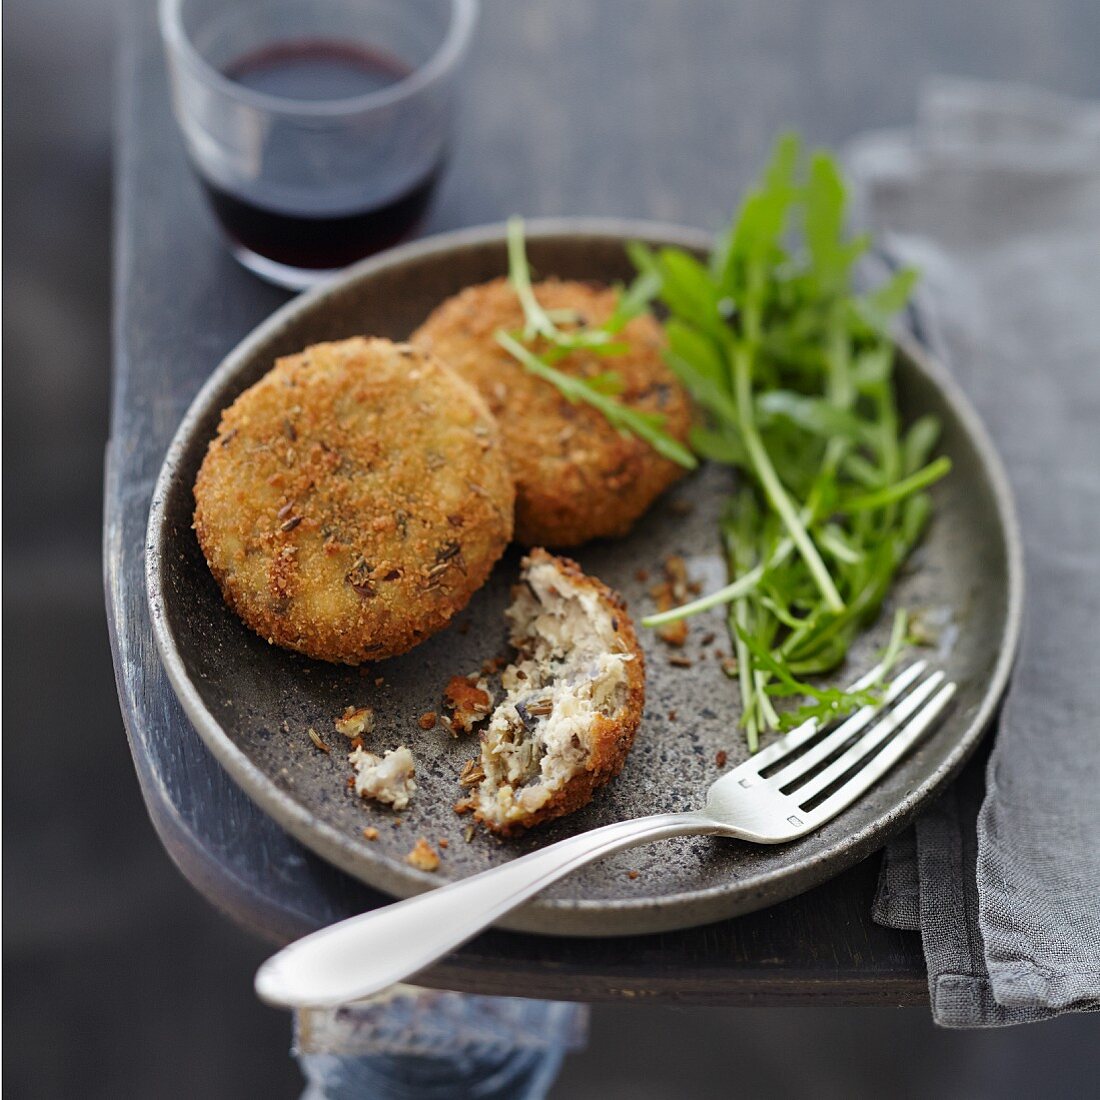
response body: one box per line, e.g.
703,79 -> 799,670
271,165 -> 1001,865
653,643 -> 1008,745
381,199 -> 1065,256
193,337 -> 514,664
457,549 -> 645,834
412,278 -> 691,547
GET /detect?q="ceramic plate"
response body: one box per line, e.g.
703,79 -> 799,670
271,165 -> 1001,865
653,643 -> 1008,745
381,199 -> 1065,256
146,220 -> 1022,936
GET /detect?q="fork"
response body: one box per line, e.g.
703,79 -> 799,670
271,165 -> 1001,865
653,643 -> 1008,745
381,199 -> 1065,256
255,661 -> 954,1008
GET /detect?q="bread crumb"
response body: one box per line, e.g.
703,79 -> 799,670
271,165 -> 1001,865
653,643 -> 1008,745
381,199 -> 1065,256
664,556 -> 689,585
667,710 -> 678,721
668,654 -> 693,668
655,615 -> 688,648
720,657 -> 739,677
701,632 -> 716,646
418,711 -> 438,730
349,745 -> 416,809
651,556 -> 692,646
715,750 -> 728,768
634,568 -> 649,583
628,870 -> 640,880
362,827 -> 379,841
335,705 -> 374,738
375,677 -> 385,687
406,837 -> 440,872
438,837 -> 449,849
307,727 -> 331,753
442,674 -> 493,735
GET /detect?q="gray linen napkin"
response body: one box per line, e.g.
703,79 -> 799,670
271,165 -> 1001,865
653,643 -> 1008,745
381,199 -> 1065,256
847,77 -> 1100,1028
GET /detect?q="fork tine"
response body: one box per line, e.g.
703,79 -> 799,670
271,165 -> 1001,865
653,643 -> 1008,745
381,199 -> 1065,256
745,660 -> 901,772
762,661 -> 928,788
802,680 -> 957,828
788,671 -> 946,803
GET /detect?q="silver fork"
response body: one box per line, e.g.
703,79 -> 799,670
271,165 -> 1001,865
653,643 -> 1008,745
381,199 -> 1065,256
255,661 -> 955,1008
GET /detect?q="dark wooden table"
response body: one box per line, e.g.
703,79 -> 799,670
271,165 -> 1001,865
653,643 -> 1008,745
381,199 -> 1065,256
107,0 -> 1098,1007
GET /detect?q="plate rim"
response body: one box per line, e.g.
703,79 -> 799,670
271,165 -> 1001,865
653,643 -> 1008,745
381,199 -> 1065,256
145,217 -> 1024,936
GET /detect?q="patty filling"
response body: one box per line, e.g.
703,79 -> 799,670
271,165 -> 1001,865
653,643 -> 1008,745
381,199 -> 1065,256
463,556 -> 635,826
350,744 -> 416,810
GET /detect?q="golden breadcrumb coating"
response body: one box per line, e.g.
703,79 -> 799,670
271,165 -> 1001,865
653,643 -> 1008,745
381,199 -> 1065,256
413,278 -> 691,547
193,337 -> 514,663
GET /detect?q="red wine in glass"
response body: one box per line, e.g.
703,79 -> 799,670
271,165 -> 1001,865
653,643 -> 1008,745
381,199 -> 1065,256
203,40 -> 445,274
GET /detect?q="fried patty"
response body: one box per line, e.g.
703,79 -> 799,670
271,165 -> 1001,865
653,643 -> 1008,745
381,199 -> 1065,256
457,549 -> 645,834
412,278 -> 691,547
193,337 -> 514,664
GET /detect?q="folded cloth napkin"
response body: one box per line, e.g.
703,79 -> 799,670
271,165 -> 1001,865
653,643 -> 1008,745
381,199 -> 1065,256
846,77 -> 1100,1028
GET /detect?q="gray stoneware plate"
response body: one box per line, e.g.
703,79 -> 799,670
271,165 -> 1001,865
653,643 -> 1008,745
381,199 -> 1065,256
146,219 -> 1023,937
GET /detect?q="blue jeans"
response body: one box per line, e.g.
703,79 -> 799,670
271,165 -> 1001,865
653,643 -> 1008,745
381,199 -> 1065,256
295,988 -> 587,1100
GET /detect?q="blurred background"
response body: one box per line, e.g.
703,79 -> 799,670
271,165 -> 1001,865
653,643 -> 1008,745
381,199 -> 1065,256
4,1 -> 1098,1097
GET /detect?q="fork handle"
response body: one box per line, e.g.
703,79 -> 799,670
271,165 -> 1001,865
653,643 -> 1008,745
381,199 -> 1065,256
255,810 -> 718,1009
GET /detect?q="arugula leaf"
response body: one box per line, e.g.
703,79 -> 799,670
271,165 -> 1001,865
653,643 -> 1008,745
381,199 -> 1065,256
635,134 -> 948,749
689,425 -> 748,467
495,332 -> 697,469
902,414 -> 942,475
505,216 -> 618,351
665,319 -> 727,387
605,268 -> 663,333
853,267 -> 920,336
498,219 -> 696,469
805,152 -> 849,289
755,391 -> 872,443
838,456 -> 951,512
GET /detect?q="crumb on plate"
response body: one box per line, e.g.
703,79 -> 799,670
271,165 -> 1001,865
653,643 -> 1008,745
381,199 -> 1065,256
443,674 -> 493,735
349,744 -> 416,810
406,837 -> 441,872
651,555 -> 692,646
335,705 -> 374,739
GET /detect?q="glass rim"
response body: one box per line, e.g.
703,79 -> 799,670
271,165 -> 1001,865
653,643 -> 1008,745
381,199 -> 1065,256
158,0 -> 478,117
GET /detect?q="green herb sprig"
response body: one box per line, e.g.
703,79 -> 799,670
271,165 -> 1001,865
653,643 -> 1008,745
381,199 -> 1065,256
637,134 -> 950,750
495,217 -> 696,470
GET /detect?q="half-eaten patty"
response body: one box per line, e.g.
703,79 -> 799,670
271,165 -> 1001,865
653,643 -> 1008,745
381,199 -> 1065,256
457,549 -> 645,834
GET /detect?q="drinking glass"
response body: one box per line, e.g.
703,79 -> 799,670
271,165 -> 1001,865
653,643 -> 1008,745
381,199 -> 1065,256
159,0 -> 478,289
